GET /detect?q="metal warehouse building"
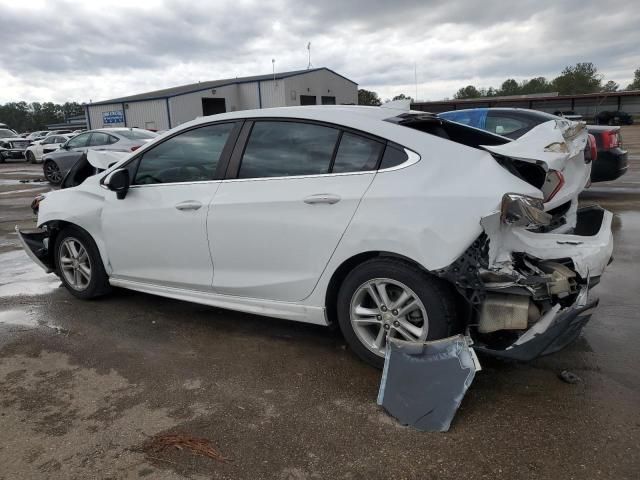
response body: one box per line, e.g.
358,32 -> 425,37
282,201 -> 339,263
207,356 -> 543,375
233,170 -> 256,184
411,90 -> 640,118
85,67 -> 357,131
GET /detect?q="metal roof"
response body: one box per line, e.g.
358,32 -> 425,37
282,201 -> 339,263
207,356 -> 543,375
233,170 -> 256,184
88,67 -> 357,106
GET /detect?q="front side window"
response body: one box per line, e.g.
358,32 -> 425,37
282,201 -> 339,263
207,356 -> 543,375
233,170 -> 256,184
332,133 -> 383,173
238,121 -> 339,179
66,132 -> 91,149
134,122 -> 235,185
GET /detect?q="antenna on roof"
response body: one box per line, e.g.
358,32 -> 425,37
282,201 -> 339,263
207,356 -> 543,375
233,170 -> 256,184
307,42 -> 313,69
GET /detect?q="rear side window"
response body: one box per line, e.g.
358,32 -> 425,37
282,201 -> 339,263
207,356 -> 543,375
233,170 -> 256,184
332,133 -> 383,173
89,132 -> 114,146
485,115 -> 530,136
238,121 -> 339,178
134,122 -> 235,185
379,143 -> 409,169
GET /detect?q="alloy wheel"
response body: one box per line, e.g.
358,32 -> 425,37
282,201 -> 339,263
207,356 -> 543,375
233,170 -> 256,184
59,237 -> 92,291
349,278 -> 429,357
44,161 -> 62,183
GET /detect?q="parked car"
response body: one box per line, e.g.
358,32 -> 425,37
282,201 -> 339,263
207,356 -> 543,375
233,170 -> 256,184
41,128 -> 158,184
0,128 -> 29,162
26,131 -> 50,141
17,106 -> 612,368
438,108 -> 627,182
24,134 -> 72,164
595,110 -> 634,126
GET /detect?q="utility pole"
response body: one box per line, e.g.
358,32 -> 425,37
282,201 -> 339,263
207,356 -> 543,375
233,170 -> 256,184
307,42 -> 313,70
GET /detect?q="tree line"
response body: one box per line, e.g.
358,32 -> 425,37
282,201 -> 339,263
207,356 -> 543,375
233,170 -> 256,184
358,64 -> 640,105
0,102 -> 85,132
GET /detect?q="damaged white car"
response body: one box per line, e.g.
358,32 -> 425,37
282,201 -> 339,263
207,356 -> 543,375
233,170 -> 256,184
17,105 -> 612,368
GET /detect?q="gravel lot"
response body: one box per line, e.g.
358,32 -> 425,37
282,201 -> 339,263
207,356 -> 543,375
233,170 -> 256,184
1,127 -> 639,480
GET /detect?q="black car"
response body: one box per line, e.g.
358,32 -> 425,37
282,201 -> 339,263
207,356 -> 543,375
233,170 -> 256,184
438,108 -> 628,182
595,110 -> 634,126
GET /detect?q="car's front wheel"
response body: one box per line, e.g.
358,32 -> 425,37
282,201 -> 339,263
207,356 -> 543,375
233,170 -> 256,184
54,226 -> 111,299
337,258 -> 457,368
26,151 -> 37,164
43,160 -> 62,184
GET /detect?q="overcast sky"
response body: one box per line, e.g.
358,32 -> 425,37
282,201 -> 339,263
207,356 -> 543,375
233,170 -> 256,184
1,0 -> 638,104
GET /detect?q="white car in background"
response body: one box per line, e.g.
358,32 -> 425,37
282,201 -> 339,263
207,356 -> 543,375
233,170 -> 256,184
25,134 -> 73,163
17,105 -> 613,368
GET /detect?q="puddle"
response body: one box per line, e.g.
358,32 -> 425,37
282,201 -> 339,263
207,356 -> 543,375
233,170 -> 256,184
0,249 -> 60,297
0,309 -> 67,334
0,186 -> 49,196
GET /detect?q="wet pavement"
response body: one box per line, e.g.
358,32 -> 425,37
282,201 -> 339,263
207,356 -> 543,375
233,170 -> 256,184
1,130 -> 639,479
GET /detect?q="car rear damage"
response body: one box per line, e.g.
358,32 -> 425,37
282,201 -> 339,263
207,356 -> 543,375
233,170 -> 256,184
414,115 -> 614,360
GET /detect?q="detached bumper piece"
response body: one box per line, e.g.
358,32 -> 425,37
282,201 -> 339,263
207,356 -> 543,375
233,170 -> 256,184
15,226 -> 53,273
377,335 -> 479,432
476,298 -> 598,361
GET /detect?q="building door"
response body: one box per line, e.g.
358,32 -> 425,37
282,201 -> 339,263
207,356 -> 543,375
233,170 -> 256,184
300,95 -> 316,105
321,96 -> 336,105
202,98 -> 226,116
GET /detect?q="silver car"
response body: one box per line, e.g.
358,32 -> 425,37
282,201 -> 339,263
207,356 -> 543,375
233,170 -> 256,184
42,128 -> 158,184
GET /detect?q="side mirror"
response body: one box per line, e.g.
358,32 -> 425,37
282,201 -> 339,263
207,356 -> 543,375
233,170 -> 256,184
103,168 -> 130,200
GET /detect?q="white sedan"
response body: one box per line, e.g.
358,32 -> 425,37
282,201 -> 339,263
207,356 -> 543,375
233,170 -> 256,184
17,105 -> 613,367
25,134 -> 72,163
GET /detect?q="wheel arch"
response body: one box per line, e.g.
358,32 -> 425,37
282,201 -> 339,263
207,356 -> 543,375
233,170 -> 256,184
324,250 -> 434,326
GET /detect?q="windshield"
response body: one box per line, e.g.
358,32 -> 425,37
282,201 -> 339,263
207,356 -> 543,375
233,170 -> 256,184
0,129 -> 17,138
117,129 -> 158,140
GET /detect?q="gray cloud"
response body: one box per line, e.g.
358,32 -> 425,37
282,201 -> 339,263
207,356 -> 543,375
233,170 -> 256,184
0,0 -> 638,103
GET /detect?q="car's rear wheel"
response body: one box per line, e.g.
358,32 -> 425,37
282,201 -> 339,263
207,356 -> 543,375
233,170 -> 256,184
336,258 -> 457,368
54,226 -> 111,299
43,160 -> 62,184
26,151 -> 36,164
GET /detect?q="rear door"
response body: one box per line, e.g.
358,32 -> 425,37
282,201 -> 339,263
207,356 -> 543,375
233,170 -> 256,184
208,120 -> 384,302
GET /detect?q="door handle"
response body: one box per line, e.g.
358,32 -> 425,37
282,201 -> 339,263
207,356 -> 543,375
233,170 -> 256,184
304,194 -> 341,205
175,200 -> 203,211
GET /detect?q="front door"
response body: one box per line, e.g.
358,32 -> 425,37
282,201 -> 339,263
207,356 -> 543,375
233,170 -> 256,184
208,120 -> 384,302
101,122 -> 238,290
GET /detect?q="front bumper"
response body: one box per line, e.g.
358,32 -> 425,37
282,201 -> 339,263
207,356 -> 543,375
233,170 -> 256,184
1,148 -> 26,158
15,226 -> 53,273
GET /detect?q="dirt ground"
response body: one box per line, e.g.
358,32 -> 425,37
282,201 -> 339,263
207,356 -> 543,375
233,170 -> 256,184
0,126 -> 639,479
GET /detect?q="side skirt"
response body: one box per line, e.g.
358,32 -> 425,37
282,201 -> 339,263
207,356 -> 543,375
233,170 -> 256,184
109,277 -> 329,326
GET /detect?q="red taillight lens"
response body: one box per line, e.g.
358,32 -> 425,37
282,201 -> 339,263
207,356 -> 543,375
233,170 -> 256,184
600,130 -> 619,149
586,134 -> 597,163
130,145 -> 141,152
542,170 -> 565,202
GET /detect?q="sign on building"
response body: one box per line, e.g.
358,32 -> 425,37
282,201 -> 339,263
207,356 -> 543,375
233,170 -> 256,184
103,110 -> 125,124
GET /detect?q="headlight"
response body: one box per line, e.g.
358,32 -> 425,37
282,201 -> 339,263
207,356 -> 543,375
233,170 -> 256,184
501,193 -> 552,228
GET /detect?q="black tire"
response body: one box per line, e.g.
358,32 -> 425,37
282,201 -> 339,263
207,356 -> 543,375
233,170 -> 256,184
54,226 -> 111,299
26,151 -> 36,164
43,160 -> 62,184
336,257 -> 458,369
0,152 -> 5,163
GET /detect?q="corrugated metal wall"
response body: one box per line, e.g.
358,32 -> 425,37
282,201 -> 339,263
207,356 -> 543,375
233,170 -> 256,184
283,70 -> 357,106
87,103 -> 125,129
169,84 -> 240,126
125,99 -> 169,130
258,80 -> 286,108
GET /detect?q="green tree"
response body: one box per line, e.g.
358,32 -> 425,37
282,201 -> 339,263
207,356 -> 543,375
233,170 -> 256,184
499,79 -> 520,96
358,89 -> 382,106
601,80 -> 619,92
392,93 -> 414,102
552,62 -> 602,95
520,77 -> 554,95
626,68 -> 640,90
453,85 -> 482,99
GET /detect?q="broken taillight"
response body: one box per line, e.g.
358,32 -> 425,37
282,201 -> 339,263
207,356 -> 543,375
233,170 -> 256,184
541,170 -> 565,202
584,134 -> 597,163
